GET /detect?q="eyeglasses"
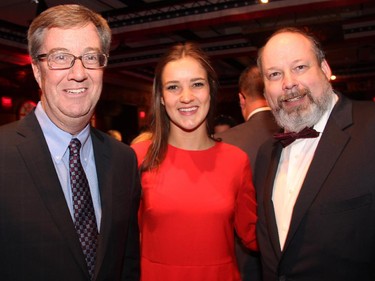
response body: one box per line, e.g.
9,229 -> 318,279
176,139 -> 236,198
36,52 -> 108,70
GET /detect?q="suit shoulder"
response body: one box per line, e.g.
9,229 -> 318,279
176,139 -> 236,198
0,121 -> 17,138
0,118 -> 32,145
350,101 -> 375,140
215,121 -> 253,144
352,100 -> 375,116
219,121 -> 252,136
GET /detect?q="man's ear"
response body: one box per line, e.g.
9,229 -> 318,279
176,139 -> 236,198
238,92 -> 246,110
321,59 -> 332,81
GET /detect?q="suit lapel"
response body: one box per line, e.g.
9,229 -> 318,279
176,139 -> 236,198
283,94 -> 352,251
263,141 -> 284,259
91,129 -> 112,279
16,113 -> 89,277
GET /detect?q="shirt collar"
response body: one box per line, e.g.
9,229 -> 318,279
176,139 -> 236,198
247,106 -> 271,121
34,101 -> 91,163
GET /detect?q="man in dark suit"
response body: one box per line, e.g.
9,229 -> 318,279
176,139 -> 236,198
216,65 -> 279,171
255,27 -> 375,281
216,65 -> 279,281
0,5 -> 141,281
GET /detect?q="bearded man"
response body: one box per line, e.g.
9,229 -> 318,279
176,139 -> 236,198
254,27 -> 375,281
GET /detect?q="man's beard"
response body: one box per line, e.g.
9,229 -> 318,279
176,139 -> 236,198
272,83 -> 334,132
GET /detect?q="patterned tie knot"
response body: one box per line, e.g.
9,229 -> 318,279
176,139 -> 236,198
69,138 -> 82,156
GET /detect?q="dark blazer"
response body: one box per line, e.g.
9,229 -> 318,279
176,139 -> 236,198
216,110 -> 279,173
0,112 -> 141,281
216,110 -> 279,281
254,94 -> 375,281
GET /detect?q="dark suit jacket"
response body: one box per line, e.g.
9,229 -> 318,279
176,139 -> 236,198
0,112 -> 141,281
254,94 -> 375,281
216,110 -> 279,281
216,110 -> 279,173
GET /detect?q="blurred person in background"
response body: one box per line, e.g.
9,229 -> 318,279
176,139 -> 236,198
216,65 -> 279,281
107,129 -> 123,142
216,65 -> 279,171
213,114 -> 237,134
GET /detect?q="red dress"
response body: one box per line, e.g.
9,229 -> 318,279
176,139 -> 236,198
132,141 -> 258,281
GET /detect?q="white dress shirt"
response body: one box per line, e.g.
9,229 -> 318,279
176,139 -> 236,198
34,102 -> 102,230
272,94 -> 338,250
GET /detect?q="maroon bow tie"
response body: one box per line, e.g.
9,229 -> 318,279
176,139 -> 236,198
274,127 -> 320,147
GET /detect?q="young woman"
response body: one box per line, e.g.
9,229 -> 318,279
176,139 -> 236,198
132,42 -> 258,281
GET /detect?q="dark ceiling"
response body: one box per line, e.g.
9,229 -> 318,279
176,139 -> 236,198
1,0 -> 375,106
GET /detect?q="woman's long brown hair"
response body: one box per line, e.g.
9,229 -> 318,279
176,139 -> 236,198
140,42 -> 219,172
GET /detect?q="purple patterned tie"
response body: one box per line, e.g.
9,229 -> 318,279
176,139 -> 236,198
69,138 -> 98,279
